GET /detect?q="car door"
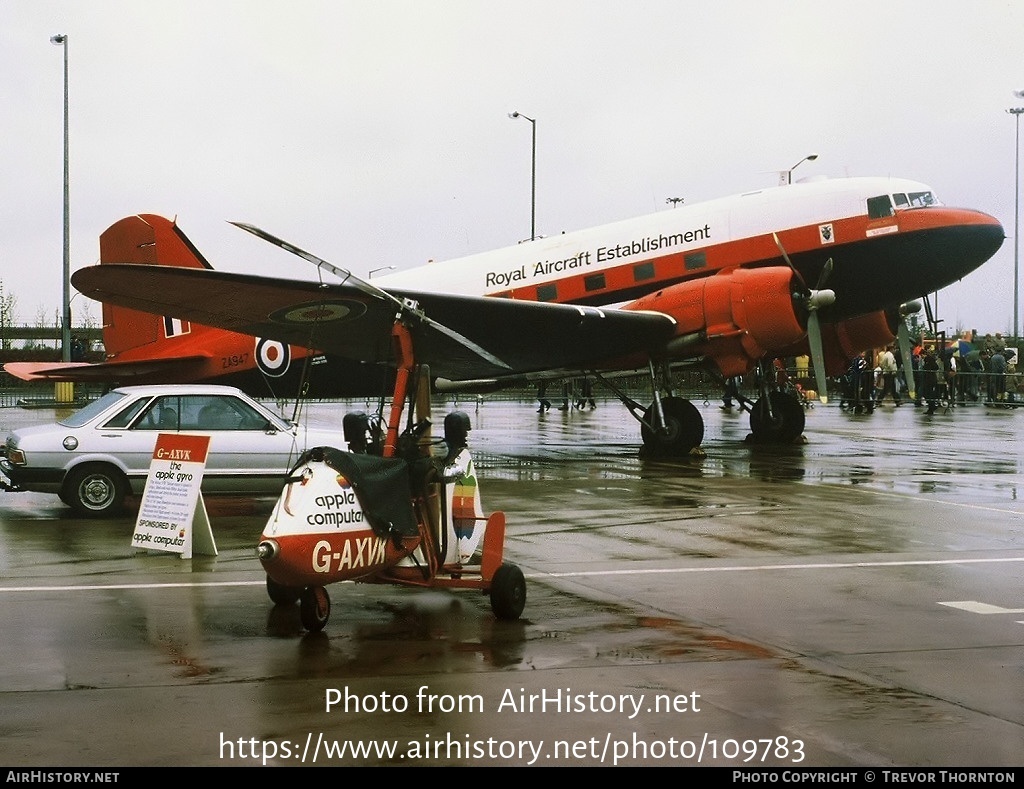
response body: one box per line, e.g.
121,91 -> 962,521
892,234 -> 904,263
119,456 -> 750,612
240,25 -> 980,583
174,393 -> 303,493
93,394 -> 163,483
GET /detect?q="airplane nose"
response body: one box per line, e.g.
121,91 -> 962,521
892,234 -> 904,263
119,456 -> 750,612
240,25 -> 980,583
949,210 -> 1005,275
825,207 -> 1005,320
897,207 -> 1005,286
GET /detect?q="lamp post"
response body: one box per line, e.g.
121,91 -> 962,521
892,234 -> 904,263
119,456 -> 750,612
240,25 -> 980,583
51,33 -> 71,363
780,153 -> 818,186
508,111 -> 536,240
1009,95 -> 1024,340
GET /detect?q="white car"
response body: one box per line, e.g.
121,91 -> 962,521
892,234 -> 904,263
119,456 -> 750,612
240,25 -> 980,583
1,384 -> 348,517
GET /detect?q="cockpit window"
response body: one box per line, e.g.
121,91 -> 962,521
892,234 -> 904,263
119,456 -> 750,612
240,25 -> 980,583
893,193 -> 909,208
867,195 -> 894,219
908,191 -> 936,207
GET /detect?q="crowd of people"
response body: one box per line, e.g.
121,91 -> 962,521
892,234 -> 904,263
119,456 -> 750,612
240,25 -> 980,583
533,333 -> 1019,418
838,333 -> 1019,414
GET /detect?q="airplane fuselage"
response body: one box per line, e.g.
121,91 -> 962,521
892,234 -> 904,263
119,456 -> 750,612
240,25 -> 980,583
379,176 -> 1003,323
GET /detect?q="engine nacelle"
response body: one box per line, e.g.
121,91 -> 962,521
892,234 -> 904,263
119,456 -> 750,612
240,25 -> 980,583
623,266 -> 806,377
780,309 -> 898,375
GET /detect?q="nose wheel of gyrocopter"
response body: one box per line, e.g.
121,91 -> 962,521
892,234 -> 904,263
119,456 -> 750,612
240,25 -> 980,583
299,585 -> 332,632
489,563 -> 527,620
265,575 -> 301,605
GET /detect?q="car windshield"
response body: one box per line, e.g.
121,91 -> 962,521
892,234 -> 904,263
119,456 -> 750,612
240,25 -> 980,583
59,391 -> 129,428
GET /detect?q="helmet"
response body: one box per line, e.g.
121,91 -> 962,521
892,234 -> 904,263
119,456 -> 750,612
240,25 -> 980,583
443,410 -> 471,448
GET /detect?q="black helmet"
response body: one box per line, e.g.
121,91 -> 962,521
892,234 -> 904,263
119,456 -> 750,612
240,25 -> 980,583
343,411 -> 370,452
443,410 -> 471,448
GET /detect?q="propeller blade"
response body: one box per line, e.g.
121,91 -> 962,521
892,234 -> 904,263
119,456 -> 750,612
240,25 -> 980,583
230,221 -> 511,371
773,232 -> 798,275
816,257 -> 834,290
774,234 -> 833,404
897,301 -> 921,401
807,310 -> 829,405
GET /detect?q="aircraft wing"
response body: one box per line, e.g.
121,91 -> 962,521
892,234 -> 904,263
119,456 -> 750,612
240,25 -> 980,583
3,356 -> 210,383
71,265 -> 677,380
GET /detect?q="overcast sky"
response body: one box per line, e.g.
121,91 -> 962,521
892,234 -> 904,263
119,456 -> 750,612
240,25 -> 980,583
2,0 -> 1023,335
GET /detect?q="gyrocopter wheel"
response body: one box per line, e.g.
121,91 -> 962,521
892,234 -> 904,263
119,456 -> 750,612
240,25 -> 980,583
265,575 -> 301,605
299,585 -> 331,632
489,563 -> 526,621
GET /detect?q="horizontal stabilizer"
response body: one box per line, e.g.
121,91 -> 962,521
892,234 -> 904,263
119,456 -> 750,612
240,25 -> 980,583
3,355 -> 211,383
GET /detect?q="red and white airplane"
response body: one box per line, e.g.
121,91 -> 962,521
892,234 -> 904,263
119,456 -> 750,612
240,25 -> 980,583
5,215 -> 388,399
70,175 -> 1003,454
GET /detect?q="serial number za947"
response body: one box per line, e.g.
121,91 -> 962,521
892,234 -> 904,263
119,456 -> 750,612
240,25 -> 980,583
222,353 -> 249,369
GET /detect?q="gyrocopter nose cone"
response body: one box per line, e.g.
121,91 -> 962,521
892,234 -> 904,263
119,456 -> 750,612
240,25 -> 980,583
257,539 -> 279,561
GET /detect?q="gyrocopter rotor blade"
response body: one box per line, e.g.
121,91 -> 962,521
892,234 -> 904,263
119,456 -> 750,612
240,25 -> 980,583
230,221 -> 510,371
774,233 -> 834,404
897,300 -> 922,401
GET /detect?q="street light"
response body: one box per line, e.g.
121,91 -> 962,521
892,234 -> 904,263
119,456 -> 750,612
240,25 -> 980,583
665,197 -> 685,208
508,111 -> 536,241
780,153 -> 818,186
368,266 -> 395,278
51,33 -> 71,363
1009,93 -> 1024,340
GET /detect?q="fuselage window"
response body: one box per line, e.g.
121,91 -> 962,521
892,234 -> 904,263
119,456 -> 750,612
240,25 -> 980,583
633,261 -> 655,281
867,195 -> 894,219
684,251 -> 707,270
536,283 -> 557,302
584,273 -> 606,292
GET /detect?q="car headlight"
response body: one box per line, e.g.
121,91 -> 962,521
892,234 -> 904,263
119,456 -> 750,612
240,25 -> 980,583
62,436 -> 79,451
5,448 -> 25,465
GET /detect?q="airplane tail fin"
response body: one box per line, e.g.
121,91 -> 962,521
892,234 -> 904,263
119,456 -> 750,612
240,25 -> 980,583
98,214 -> 212,357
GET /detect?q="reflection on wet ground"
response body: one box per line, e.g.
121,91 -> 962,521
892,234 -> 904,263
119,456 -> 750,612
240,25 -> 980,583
0,399 -> 1022,765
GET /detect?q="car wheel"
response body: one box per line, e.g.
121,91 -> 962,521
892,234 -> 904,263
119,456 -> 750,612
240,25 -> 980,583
63,464 -> 128,518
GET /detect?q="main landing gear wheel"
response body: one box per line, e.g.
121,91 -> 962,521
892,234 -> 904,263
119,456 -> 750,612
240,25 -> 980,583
299,585 -> 331,632
266,575 -> 301,605
749,391 -> 805,443
489,563 -> 526,621
641,396 -> 704,455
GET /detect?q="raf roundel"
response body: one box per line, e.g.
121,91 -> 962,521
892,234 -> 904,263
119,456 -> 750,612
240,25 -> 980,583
269,299 -> 367,326
255,338 -> 291,378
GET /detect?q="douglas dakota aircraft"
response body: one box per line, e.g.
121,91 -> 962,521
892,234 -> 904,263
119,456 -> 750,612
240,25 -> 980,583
71,175 -> 1003,455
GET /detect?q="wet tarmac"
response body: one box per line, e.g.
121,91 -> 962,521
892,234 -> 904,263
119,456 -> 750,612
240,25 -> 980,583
1,396 -> 1022,766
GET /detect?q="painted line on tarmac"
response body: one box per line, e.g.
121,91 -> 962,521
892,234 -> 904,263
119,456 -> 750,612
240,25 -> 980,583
537,556 -> 1024,579
851,487 -> 1024,517
3,557 -> 1024,591
0,580 -> 265,593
